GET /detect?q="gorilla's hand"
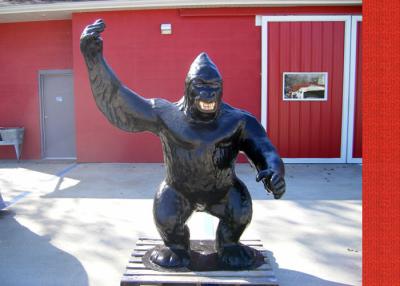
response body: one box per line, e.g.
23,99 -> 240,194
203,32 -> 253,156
80,19 -> 105,59
256,169 -> 286,199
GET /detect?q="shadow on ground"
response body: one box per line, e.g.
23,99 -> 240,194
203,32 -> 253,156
0,162 -> 361,286
0,210 -> 89,286
265,250 -> 355,286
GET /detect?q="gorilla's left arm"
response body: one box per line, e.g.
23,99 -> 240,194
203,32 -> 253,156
239,114 -> 286,199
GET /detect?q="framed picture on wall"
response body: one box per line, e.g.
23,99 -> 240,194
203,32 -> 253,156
283,72 -> 328,101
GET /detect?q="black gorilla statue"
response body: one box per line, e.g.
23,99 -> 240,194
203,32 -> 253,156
81,19 -> 286,270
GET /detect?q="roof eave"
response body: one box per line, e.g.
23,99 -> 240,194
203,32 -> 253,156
0,0 -> 362,23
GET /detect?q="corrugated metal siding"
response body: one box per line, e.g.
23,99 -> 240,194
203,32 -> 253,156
353,21 -> 362,158
267,21 -> 345,158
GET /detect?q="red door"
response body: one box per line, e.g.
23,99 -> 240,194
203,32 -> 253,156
266,20 -> 346,159
352,21 -> 362,159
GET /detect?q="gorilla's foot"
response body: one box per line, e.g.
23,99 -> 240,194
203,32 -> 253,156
218,243 -> 256,269
150,246 -> 190,268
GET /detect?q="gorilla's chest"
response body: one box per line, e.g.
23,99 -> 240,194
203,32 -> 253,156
160,114 -> 242,170
163,118 -> 240,152
159,111 -> 244,193
161,135 -> 239,193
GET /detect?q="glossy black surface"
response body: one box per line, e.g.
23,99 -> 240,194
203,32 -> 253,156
81,19 -> 286,269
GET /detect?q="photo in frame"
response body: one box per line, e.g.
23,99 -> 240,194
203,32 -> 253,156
283,72 -> 328,101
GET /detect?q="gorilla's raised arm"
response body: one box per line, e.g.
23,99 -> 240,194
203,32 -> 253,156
240,114 -> 286,199
80,19 -> 159,134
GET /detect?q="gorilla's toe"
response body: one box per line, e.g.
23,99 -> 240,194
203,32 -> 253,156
218,243 -> 255,269
150,246 -> 190,268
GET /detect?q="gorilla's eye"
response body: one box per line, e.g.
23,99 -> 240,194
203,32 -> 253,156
192,81 -> 204,88
209,82 -> 221,89
194,83 -> 203,88
192,80 -> 221,89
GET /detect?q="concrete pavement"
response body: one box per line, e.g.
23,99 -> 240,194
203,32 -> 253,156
0,162 -> 362,286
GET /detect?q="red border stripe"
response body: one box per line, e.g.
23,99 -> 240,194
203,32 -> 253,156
364,1 -> 400,285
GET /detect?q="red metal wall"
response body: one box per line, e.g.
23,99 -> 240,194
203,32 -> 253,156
73,10 -> 262,162
0,6 -> 360,162
0,20 -> 72,159
267,21 -> 345,158
353,21 -> 362,158
73,7 -> 360,162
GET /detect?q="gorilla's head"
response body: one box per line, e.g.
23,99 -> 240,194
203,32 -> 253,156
182,52 -> 223,122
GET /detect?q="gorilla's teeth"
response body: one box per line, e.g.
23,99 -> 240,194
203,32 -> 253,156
199,101 -> 215,111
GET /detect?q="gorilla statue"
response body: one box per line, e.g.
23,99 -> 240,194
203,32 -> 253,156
81,19 -> 285,270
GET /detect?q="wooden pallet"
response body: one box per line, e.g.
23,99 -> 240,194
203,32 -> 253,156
121,238 -> 278,286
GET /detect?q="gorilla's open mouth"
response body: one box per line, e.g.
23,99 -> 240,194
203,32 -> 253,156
198,100 -> 216,113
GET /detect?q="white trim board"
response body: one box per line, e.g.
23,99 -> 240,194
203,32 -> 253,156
283,158 -> 348,164
260,15 -> 352,164
261,17 -> 268,128
346,15 -> 363,164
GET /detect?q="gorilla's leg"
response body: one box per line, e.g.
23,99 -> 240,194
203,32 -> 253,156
151,181 -> 194,268
207,180 -> 253,268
